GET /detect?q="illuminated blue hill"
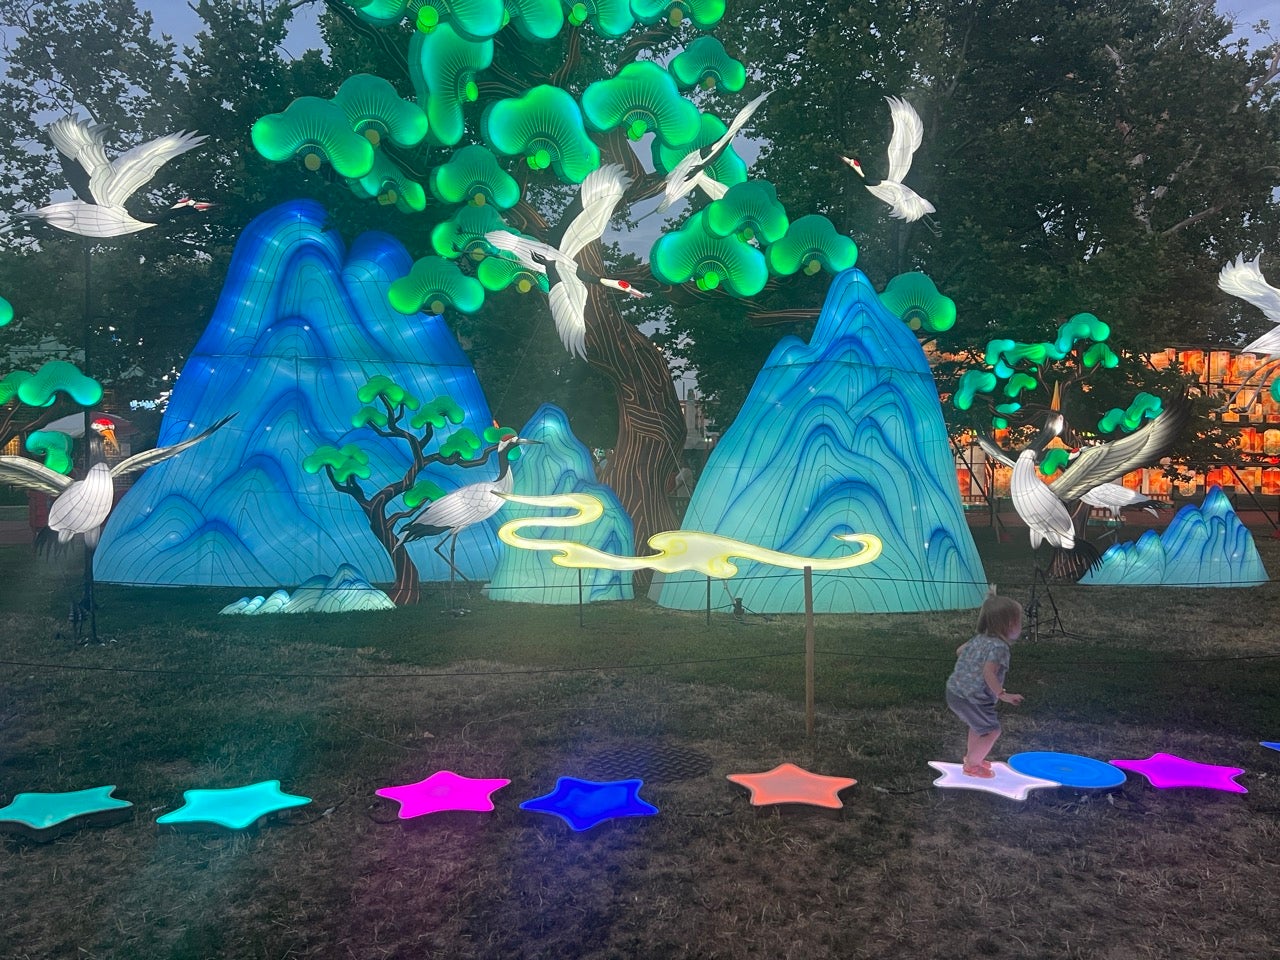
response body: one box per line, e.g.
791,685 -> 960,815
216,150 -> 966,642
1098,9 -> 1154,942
219,564 -> 395,614
651,269 -> 987,613
95,200 -> 500,587
487,404 -> 634,604
1081,486 -> 1269,587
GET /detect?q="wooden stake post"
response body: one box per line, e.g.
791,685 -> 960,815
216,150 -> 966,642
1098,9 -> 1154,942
804,566 -> 815,736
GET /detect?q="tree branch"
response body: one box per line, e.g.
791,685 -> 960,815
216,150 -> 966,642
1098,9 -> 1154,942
1244,44 -> 1280,100
1162,203 -> 1224,236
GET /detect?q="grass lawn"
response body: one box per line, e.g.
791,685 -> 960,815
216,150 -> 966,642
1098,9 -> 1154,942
2,530 -> 1279,959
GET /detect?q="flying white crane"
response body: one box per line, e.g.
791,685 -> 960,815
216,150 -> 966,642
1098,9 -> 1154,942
657,91 -> 770,213
18,117 -> 211,237
0,413 -> 235,547
1217,253 -> 1280,410
977,395 -> 1191,580
486,164 -> 646,359
397,434 -> 540,583
842,96 -> 937,232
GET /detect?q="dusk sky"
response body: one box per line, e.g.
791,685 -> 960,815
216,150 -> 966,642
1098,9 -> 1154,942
136,1 -> 1276,55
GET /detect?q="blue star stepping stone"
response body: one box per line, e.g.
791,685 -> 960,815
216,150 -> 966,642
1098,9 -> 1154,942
0,785 -> 133,841
156,780 -> 311,831
520,777 -> 658,831
1008,751 -> 1128,790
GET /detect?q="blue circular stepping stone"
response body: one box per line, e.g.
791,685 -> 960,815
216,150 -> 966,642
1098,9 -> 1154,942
1007,751 -> 1127,790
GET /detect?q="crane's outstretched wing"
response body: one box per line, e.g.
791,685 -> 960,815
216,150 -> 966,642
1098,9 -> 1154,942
1080,483 -> 1166,516
47,118 -> 111,204
548,263 -> 588,359
485,230 -> 556,273
1049,395 -> 1191,503
657,92 -> 767,212
1242,324 -> 1280,357
110,413 -> 236,478
691,171 -> 729,202
560,163 -> 630,261
709,91 -> 769,160
866,181 -> 935,221
0,456 -> 75,496
883,96 -> 924,183
93,130 -> 208,208
1218,253 -> 1280,355
975,435 -> 1015,468
657,150 -> 702,212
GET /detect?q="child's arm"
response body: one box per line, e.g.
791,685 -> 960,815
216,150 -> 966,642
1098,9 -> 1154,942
983,661 -> 1023,704
955,640 -> 969,657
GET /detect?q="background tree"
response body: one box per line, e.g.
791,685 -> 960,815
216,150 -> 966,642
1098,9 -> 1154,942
685,0 -> 1280,445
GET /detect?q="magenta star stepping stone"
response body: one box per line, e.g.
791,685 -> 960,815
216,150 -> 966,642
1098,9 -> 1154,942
1109,752 -> 1247,793
376,771 -> 510,819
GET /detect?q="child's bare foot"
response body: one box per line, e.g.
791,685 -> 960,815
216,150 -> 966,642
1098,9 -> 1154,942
962,762 -> 996,778
963,756 -> 993,771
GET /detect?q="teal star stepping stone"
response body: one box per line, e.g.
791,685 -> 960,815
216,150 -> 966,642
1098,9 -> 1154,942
156,780 -> 312,831
0,785 -> 133,841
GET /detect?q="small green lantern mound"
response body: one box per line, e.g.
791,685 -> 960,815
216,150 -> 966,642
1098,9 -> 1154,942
631,0 -> 725,29
388,256 -> 485,315
16,360 -> 103,407
765,215 -> 857,278
251,97 -> 375,178
878,272 -> 956,333
567,0 -> 636,38
582,62 -> 702,148
430,144 -> 521,209
650,210 -> 767,297
331,73 -> 429,148
704,181 -> 789,245
670,35 -> 746,92
409,24 -> 494,147
482,85 -> 600,183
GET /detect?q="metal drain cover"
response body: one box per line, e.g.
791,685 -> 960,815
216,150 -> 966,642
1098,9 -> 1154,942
572,744 -> 714,783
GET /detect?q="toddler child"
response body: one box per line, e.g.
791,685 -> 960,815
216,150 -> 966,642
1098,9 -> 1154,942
945,590 -> 1024,778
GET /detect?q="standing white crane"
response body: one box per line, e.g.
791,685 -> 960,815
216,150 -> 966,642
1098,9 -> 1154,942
657,91 -> 770,212
18,117 -> 211,237
1217,253 -> 1280,410
486,164 -> 646,359
842,96 -> 938,233
0,414 -> 235,547
397,434 -> 540,589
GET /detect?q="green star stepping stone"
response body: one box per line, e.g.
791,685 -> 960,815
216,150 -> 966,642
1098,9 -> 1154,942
156,780 -> 312,832
0,785 -> 133,841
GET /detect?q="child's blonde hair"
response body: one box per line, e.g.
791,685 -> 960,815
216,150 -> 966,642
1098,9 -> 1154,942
976,589 -> 1023,640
